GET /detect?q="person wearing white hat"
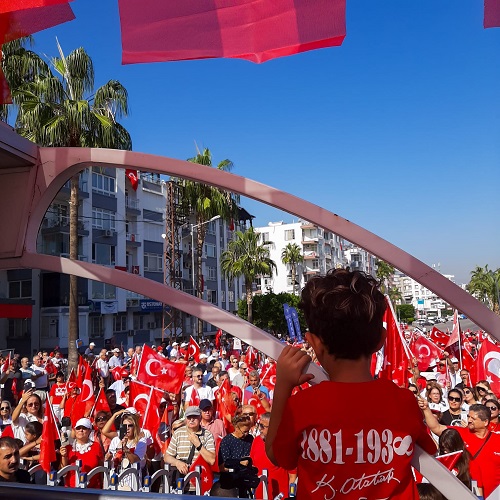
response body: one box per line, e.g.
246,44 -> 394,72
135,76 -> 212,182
109,348 -> 123,370
170,342 -> 179,359
85,342 -> 96,356
60,418 -> 103,488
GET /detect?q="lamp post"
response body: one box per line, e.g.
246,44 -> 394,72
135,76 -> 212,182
191,215 -> 221,336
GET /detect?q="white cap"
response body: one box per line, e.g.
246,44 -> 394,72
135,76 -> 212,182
89,342 -> 95,347
199,354 -> 207,359
181,342 -> 188,347
75,418 -> 92,429
113,348 -> 120,353
451,357 -> 459,363
172,342 -> 178,346
125,407 -> 139,415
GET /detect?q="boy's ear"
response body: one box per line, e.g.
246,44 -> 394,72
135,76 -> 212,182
373,327 -> 387,353
305,331 -> 325,357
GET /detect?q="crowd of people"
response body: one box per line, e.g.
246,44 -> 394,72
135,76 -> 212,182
0,268 -> 498,499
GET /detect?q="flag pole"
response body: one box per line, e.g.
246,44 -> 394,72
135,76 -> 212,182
456,310 -> 463,370
386,296 -> 414,362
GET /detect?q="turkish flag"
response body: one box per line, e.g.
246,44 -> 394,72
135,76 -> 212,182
39,399 -> 61,473
485,0 -> 500,28
436,450 -> 462,471
76,355 -> 90,388
214,378 -> 237,433
125,169 -> 139,190
72,360 -> 95,425
189,453 -> 214,495
1,352 -> 10,374
215,329 -> 222,349
137,344 -> 186,394
244,391 -> 267,416
473,339 -> 500,396
129,379 -> 151,416
429,327 -> 449,348
245,345 -> 257,368
444,310 -> 461,359
462,346 -> 476,379
118,0 -> 345,65
188,387 -> 201,407
44,358 -> 58,376
187,336 -> 201,363
260,363 -> 276,392
110,366 -> 124,382
157,405 -> 175,454
91,388 -> 112,416
130,353 -> 139,377
410,333 -> 442,371
377,298 -> 413,387
141,386 -> 164,453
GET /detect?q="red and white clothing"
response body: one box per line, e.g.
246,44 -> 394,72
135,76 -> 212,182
49,383 -> 67,406
64,440 -> 104,488
273,379 -> 436,499
184,385 -> 214,403
251,434 -> 294,498
452,427 -> 500,499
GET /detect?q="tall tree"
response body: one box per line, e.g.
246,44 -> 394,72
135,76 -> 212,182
281,243 -> 303,295
467,265 -> 500,314
376,259 -> 395,294
387,286 -> 402,306
220,227 -> 276,324
177,148 -> 239,336
5,40 -> 131,370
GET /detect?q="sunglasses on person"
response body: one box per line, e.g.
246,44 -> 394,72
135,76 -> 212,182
242,412 -> 256,417
0,407 -> 9,411
448,396 -> 462,402
487,405 -> 499,411
463,389 -> 472,394
95,416 -> 109,422
477,386 -> 488,393
409,389 -> 418,394
27,403 -> 39,407
258,422 -> 269,429
75,426 -> 89,431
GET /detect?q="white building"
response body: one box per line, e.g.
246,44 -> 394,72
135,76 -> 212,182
1,168 -> 243,353
343,245 -> 377,277
253,220 -> 344,294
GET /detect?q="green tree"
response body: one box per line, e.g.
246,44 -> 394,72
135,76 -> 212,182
176,147 -> 239,335
467,265 -> 500,314
396,304 -> 415,323
221,227 -> 276,324
237,292 -> 306,337
388,286 -> 402,306
5,40 -> 131,370
281,243 -> 303,295
376,259 -> 395,294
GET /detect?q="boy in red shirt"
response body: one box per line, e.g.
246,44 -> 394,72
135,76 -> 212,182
266,268 -> 436,499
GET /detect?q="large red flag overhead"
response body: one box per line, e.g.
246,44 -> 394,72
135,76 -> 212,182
118,0 -> 346,64
474,339 -> 500,396
429,327 -> 449,348
484,0 -> 500,28
137,344 -> 186,394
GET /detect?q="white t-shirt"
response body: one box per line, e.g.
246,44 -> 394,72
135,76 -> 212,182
184,385 -> 214,403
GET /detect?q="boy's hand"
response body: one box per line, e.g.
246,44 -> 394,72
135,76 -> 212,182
276,346 -> 314,389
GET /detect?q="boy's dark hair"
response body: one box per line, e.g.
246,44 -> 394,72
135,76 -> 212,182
299,268 -> 386,359
25,421 -> 43,438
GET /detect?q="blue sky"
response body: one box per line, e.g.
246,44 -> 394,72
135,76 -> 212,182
32,0 -> 499,284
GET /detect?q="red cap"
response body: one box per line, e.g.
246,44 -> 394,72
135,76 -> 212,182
157,346 -> 163,352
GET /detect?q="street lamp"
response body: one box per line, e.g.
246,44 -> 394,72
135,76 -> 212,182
191,215 -> 221,335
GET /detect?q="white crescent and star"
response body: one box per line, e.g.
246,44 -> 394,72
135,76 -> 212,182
483,352 -> 500,377
419,344 -> 431,357
81,379 -> 93,402
133,393 -> 149,408
145,359 -> 161,377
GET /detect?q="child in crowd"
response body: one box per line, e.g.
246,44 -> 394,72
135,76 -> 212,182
266,268 -> 437,499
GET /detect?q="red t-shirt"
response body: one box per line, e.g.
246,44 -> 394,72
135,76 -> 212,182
453,427 -> 500,498
65,441 -> 104,488
273,379 -> 436,500
250,434 -> 293,498
49,383 -> 67,405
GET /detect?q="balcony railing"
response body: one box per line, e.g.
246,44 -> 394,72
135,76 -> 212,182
125,198 -> 140,210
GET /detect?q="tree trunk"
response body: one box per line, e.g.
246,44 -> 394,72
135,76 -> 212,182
292,264 -> 297,296
246,280 -> 253,324
68,174 -> 80,372
196,222 -> 205,338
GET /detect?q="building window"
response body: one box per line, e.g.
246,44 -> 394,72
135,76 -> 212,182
260,232 -> 270,242
284,229 -> 295,241
92,282 -> 116,300
144,253 -> 163,272
143,222 -> 163,241
92,172 -> 116,195
133,314 -> 144,330
221,291 -> 225,302
312,259 -> 319,269
113,314 -> 127,332
207,266 -> 217,281
207,290 -> 217,303
90,316 -> 104,337
228,291 -> 235,303
9,280 -> 32,299
92,208 -> 116,230
206,221 -> 217,235
204,243 -> 216,258
92,244 -> 116,266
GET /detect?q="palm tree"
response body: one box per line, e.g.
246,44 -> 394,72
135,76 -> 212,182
5,40 -> 131,370
467,265 -> 500,314
281,243 -> 303,295
220,227 -> 277,323
388,286 -> 402,306
376,259 -> 395,294
176,147 -> 239,335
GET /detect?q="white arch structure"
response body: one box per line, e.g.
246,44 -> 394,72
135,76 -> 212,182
1,141 -> 493,499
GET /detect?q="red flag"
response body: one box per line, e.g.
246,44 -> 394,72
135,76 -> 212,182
0,425 -> 14,438
260,363 -> 277,392
110,366 -> 124,382
444,310 -> 461,359
91,388 -> 112,417
215,329 -> 222,349
1,352 -> 10,374
44,358 -> 58,376
410,333 -> 442,372
462,346 -> 476,377
189,387 -> 201,407
436,450 -> 463,471
39,399 -> 61,473
215,378 -> 237,432
473,339 -> 500,396
157,404 -> 175,454
118,0 -> 346,65
485,0 -> 500,28
187,336 -> 201,363
189,453 -> 214,495
125,169 -> 139,190
129,380 -> 151,416
243,391 -> 267,416
0,0 -> 71,13
245,345 -> 257,368
130,353 -> 139,377
71,360 -> 95,425
141,385 -> 164,453
137,345 -> 186,393
378,298 -> 412,387
429,327 -> 449,348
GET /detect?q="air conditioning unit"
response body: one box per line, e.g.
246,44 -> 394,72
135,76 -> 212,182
104,229 -> 114,237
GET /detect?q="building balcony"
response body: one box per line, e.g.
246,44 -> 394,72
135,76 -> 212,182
41,217 -> 89,234
300,221 -> 315,229
303,251 -> 318,259
302,236 -> 319,244
126,233 -> 141,247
